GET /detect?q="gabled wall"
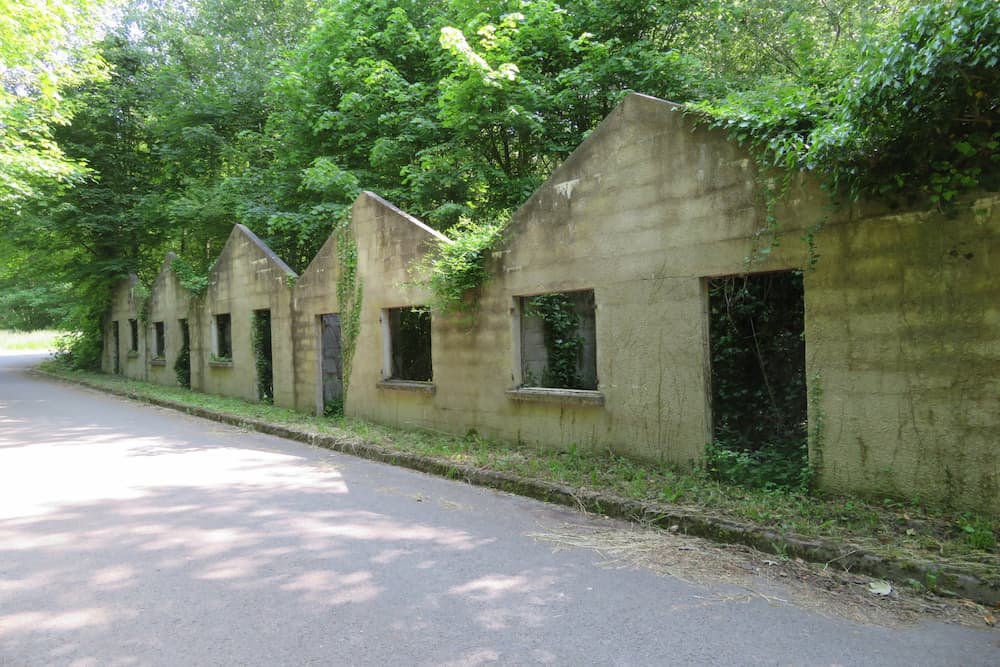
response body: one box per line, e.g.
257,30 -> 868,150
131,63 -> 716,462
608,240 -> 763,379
100,93 -> 998,514
144,253 -> 195,387
195,224 -> 298,407
291,227 -> 342,414
345,192 -> 450,426
104,274 -> 145,380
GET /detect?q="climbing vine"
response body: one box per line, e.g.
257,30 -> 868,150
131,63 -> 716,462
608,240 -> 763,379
418,217 -> 508,316
335,219 -> 362,400
527,293 -> 585,390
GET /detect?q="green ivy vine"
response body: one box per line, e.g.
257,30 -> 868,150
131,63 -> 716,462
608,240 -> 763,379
335,220 -> 362,400
418,217 -> 508,317
527,293 -> 584,390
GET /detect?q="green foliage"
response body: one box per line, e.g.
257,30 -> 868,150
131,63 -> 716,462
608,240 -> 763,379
958,513 -> 998,551
0,284 -> 72,331
421,217 -> 507,315
170,257 -> 210,296
335,221 -> 363,398
693,0 -> 1000,206
0,0 -> 108,208
527,293 -> 584,389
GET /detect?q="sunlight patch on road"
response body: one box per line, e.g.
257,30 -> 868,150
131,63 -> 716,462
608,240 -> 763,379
0,431 -> 349,520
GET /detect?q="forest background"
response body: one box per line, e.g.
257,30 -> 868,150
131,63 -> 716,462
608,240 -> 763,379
1,0 -> 997,366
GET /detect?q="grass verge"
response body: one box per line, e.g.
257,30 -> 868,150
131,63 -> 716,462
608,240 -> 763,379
36,361 -> 998,598
0,329 -> 66,351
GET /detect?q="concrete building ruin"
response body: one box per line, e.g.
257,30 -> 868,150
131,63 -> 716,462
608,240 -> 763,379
103,94 -> 1000,514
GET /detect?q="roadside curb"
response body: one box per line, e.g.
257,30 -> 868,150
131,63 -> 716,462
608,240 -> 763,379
38,369 -> 1000,607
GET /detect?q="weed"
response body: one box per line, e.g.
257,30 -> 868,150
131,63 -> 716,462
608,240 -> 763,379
958,513 -> 997,551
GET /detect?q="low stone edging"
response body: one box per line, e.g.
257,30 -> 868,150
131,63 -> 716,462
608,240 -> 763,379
38,370 -> 1000,607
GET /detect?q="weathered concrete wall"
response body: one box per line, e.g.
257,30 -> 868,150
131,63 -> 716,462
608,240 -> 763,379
144,253 -> 195,387
104,275 -> 146,380
345,95 -> 811,467
345,192 -> 449,427
195,224 -> 298,408
100,92 -> 998,514
291,230 -> 342,414
808,197 -> 1000,513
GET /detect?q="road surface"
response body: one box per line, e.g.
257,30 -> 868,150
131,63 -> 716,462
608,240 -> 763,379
0,353 -> 995,666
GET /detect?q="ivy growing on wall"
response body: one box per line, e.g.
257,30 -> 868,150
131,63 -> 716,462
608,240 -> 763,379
419,217 -> 508,316
335,220 -> 362,400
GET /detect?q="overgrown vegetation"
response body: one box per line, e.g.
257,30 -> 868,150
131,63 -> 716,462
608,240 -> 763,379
420,217 -> 507,316
526,293 -> 586,389
36,361 -> 1000,578
335,223 -> 362,397
692,0 -> 1000,207
707,272 -> 809,492
4,0 -> 997,369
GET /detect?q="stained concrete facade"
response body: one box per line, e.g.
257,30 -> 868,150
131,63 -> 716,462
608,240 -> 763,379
104,274 -> 145,379
102,94 -> 999,514
195,224 -> 298,407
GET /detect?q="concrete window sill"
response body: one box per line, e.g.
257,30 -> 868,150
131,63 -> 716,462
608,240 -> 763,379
127,351 -> 139,359
376,380 -> 436,395
208,359 -> 233,368
150,358 -> 166,367
506,387 -> 605,407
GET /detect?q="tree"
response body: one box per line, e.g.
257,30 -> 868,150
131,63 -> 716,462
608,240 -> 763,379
0,0 -> 108,208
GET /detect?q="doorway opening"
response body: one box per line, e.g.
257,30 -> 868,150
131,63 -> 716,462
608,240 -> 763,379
706,270 -> 807,490
319,313 -> 344,416
252,309 -> 273,403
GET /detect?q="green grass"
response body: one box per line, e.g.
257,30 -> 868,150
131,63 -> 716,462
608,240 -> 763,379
0,329 -> 67,351
36,360 -> 999,577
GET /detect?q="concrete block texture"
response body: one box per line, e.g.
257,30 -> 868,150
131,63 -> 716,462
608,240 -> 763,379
102,94 -> 999,514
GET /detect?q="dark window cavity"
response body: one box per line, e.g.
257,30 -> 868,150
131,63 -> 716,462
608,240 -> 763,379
215,313 -> 232,360
387,307 -> 432,382
154,321 -> 166,358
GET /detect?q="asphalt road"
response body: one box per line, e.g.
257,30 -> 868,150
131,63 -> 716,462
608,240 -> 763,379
0,353 -> 996,666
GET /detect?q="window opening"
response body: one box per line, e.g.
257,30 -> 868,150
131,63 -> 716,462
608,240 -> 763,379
175,319 -> 191,388
128,319 -> 139,353
214,313 -> 232,360
707,270 -> 807,490
520,290 -> 597,390
319,313 -> 344,415
385,307 -> 432,382
153,321 -> 165,359
111,321 -> 120,374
